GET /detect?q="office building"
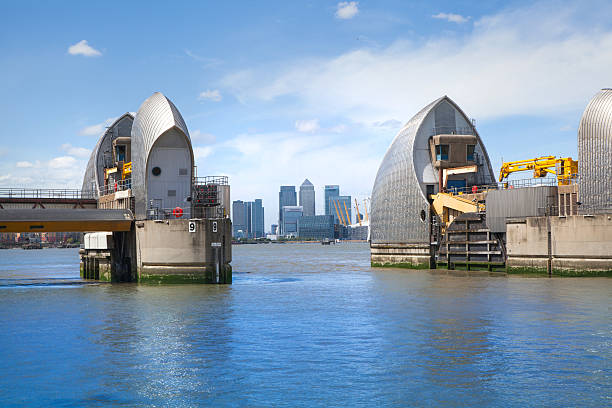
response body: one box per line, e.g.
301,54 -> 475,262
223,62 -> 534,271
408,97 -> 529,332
278,186 -> 297,234
281,206 -> 303,236
328,194 -> 352,225
232,198 -> 265,238
324,185 -> 339,217
232,200 -> 247,238
251,199 -> 265,238
299,179 -> 315,217
298,215 -> 334,240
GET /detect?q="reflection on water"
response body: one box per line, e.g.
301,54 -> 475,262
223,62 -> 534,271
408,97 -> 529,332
0,245 -> 610,406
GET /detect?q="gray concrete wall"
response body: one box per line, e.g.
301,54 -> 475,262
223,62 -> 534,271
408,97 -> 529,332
507,213 -> 612,272
134,218 -> 232,283
370,243 -> 431,268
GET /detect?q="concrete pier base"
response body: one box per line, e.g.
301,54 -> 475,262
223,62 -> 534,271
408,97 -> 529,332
79,248 -> 112,281
79,217 -> 232,283
134,218 -> 232,283
370,243 -> 431,268
506,213 -> 612,276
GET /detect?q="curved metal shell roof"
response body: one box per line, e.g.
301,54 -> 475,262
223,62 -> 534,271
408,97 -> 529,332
578,89 -> 612,211
370,96 -> 495,244
131,92 -> 193,218
81,113 -> 134,197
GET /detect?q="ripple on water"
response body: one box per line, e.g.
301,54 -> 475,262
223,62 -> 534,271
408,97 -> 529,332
0,243 -> 610,407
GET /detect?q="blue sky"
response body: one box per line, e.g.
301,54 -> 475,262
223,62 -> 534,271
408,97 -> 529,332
1,0 -> 611,229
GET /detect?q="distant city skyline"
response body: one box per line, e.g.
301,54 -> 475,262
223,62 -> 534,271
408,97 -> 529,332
235,178 -> 364,235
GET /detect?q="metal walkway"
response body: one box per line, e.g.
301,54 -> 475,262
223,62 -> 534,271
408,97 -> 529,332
0,209 -> 133,232
0,188 -> 97,209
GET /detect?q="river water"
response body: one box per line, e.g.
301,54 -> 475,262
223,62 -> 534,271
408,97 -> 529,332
0,244 -> 610,407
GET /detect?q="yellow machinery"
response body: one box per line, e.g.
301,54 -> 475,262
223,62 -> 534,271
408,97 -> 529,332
122,162 -> 132,180
499,156 -> 578,185
431,192 -> 485,232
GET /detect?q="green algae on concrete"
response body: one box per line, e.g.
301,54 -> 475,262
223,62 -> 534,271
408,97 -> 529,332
506,266 -> 612,277
138,264 -> 233,284
371,261 -> 431,269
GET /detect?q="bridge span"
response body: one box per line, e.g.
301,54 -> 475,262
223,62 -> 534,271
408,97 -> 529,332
0,188 -> 132,233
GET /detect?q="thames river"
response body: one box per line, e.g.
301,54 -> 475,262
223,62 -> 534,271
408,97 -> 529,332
0,243 -> 610,407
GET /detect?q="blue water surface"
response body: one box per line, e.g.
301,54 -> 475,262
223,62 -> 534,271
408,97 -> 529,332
0,245 -> 610,407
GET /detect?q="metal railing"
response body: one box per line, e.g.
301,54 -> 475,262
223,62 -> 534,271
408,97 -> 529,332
194,175 -> 229,186
100,179 -> 131,196
0,188 -> 96,200
430,126 -> 474,136
147,206 -> 192,220
502,177 -> 558,189
443,177 -> 560,196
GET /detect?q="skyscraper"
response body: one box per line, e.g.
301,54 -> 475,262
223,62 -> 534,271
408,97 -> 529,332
336,195 -> 352,225
298,215 -> 334,240
278,186 -> 297,234
251,199 -> 264,238
232,200 -> 247,238
232,198 -> 265,238
281,206 -> 303,236
324,185 -> 339,218
299,179 -> 315,217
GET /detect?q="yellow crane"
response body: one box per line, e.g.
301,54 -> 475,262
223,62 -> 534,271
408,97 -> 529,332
343,201 -> 351,226
354,198 -> 362,226
333,200 -> 345,226
499,156 -> 578,185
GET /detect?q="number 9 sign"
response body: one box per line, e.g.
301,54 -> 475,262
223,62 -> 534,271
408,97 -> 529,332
188,221 -> 196,233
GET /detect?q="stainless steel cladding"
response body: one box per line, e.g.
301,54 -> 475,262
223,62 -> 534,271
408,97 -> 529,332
370,96 -> 495,244
131,93 -> 194,219
81,113 -> 134,198
485,186 -> 558,233
578,89 -> 612,213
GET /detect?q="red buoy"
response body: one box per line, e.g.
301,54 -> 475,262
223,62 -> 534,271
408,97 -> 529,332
471,185 -> 478,194
172,207 -> 183,218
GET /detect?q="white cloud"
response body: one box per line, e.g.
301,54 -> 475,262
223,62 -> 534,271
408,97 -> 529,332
194,146 -> 213,159
0,174 -> 11,182
198,89 -> 222,102
185,50 -> 223,69
79,117 -> 117,136
329,124 -> 347,133
295,119 -> 320,133
335,1 -> 359,19
372,119 -> 403,130
61,143 -> 90,158
191,129 -> 217,144
3,155 -> 87,189
68,40 -> 102,57
432,12 -> 470,24
48,156 -> 78,169
222,2 -> 612,124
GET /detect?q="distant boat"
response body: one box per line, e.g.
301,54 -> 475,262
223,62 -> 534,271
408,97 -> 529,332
321,238 -> 331,245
